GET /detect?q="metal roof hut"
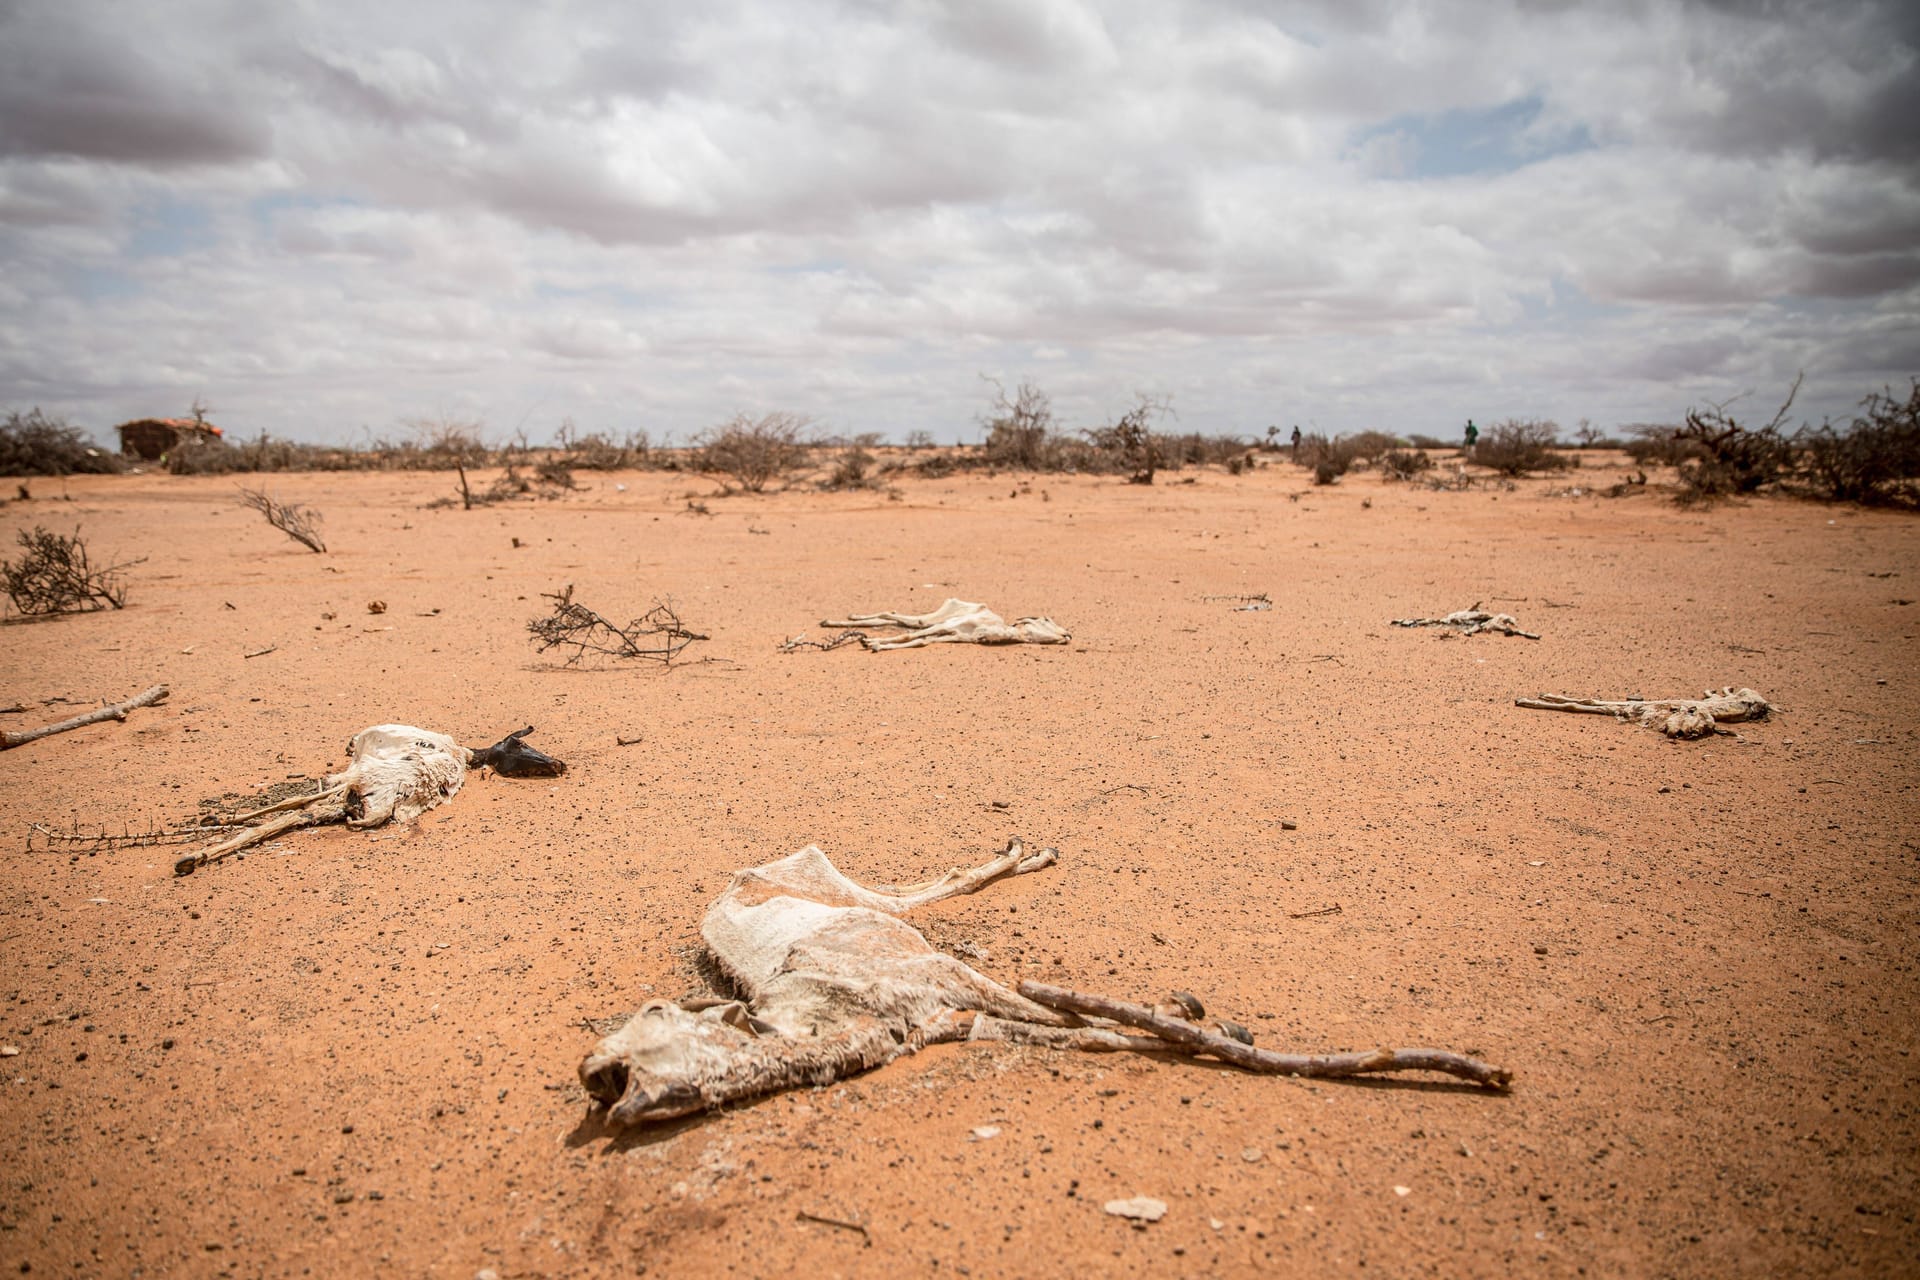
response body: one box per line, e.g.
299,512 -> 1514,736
116,417 -> 224,461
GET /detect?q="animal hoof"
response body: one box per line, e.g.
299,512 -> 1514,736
1216,1020 -> 1254,1045
1166,991 -> 1205,1020
173,855 -> 198,877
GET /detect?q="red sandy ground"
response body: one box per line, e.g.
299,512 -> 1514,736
0,457 -> 1915,1278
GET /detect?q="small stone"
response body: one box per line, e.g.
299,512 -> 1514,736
1104,1196 -> 1167,1222
970,1126 -> 1001,1141
1533,945 -> 1549,955
1240,1147 -> 1262,1163
161,1039 -> 174,1050
341,1123 -> 354,1134
0,1046 -> 18,1057
991,800 -> 1009,810
476,1270 -> 500,1280
1394,1185 -> 1411,1197
333,1191 -> 354,1205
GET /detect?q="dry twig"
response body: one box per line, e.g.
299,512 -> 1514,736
2,684 -> 168,751
236,488 -> 326,553
2,526 -> 144,616
528,584 -> 707,667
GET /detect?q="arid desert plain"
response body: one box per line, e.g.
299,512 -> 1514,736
1,457 -> 1916,1278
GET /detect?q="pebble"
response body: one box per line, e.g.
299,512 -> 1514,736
970,1126 -> 1001,1141
1240,1147 -> 1262,1163
1104,1196 -> 1167,1222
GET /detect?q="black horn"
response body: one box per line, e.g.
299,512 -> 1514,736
468,726 -> 567,778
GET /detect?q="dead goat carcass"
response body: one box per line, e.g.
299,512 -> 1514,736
1390,604 -> 1539,639
578,840 -> 1508,1126
1514,687 -> 1771,739
173,724 -> 564,875
797,598 -> 1070,651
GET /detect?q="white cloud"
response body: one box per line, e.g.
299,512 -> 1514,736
0,0 -> 1915,444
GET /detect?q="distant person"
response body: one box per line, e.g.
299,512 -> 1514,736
1463,419 -> 1479,452
1290,425 -> 1302,459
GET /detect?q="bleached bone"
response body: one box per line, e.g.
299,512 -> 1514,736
817,598 -> 1069,650
1391,604 -> 1539,639
1514,687 -> 1770,739
172,724 -> 563,874
578,840 -> 1510,1127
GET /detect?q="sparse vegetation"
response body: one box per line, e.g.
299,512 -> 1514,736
0,410 -> 125,477
981,379 -> 1061,471
1473,420 -> 1574,477
697,412 -> 813,492
1084,394 -> 1174,484
1381,449 -> 1435,481
1798,380 -> 1920,506
1622,424 -> 1700,469
237,488 -> 327,553
2,526 -> 143,616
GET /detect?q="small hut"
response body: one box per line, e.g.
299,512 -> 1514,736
116,417 -> 224,461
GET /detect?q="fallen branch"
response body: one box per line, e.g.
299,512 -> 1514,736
1288,903 -> 1340,918
2,684 -> 169,750
242,645 -> 277,659
1017,980 -> 1511,1089
795,1211 -> 871,1245
528,584 -> 708,667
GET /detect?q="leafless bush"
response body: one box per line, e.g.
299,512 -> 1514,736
1085,394 -> 1173,484
1342,431 -> 1405,466
1623,423 -> 1701,468
1674,377 -> 1798,501
1571,420 -> 1620,449
3,526 -> 143,616
164,435 -> 245,475
1474,420 -> 1575,476
1161,432 -> 1249,467
981,379 -> 1061,470
236,488 -> 327,553
1381,448 -> 1435,481
1798,379 -> 1920,505
0,410 -> 124,477
904,430 -> 935,450
1407,434 -> 1452,451
556,420 -> 651,470
697,412 -> 813,492
527,584 -> 707,666
821,445 -> 880,490
1297,433 -> 1355,483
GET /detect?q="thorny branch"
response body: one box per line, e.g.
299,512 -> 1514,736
528,584 -> 708,667
777,629 -> 869,653
2,526 -> 144,617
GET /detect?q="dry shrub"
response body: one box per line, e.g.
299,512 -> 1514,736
1474,420 -> 1574,476
1296,433 -> 1354,483
1084,395 -> 1173,484
1407,434 -> 1452,450
1623,424 -> 1701,468
1381,448 -> 1435,481
3,526 -> 142,615
1,410 -> 125,477
165,436 -> 246,475
697,411 -> 813,492
1799,379 -> 1920,505
1342,431 -> 1405,465
981,380 -> 1061,470
1674,379 -> 1797,502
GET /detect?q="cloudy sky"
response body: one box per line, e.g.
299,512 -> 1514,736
2,0 -> 1916,446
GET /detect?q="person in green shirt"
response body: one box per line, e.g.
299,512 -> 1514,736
1464,419 -> 1479,451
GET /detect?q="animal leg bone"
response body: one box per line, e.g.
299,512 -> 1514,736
1018,981 -> 1512,1088
1515,687 -> 1770,739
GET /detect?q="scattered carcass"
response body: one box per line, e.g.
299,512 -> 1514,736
172,724 -> 564,875
578,840 -> 1509,1126
1391,605 -> 1539,638
1514,687 -> 1771,739
787,598 -> 1070,651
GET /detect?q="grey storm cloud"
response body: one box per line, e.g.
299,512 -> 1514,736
0,0 -> 1915,442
